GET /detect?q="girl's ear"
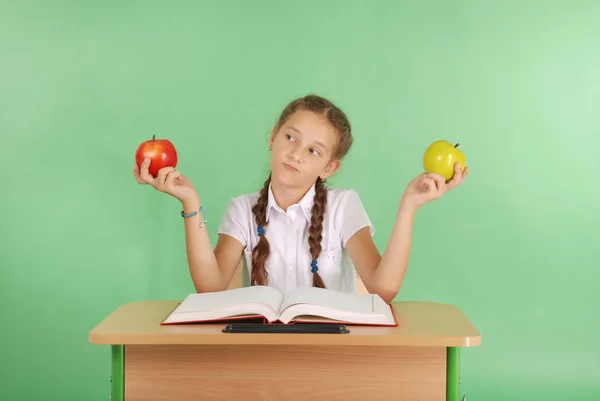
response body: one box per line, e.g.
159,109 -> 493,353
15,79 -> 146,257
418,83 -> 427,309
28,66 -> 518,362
269,125 -> 278,150
321,159 -> 341,180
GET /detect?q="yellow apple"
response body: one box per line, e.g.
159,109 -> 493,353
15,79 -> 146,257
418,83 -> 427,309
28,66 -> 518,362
423,140 -> 466,180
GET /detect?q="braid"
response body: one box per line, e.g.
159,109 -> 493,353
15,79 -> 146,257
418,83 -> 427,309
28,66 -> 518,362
250,174 -> 271,286
308,177 -> 328,288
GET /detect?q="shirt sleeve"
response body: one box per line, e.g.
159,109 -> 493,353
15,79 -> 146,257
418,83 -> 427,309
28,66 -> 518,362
335,189 -> 375,247
217,196 -> 249,248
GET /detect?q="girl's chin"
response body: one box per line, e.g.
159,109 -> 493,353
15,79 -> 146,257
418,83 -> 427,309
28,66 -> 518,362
271,171 -> 311,188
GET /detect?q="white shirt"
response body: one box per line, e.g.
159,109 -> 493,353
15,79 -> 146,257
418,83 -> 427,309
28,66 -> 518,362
218,183 -> 375,296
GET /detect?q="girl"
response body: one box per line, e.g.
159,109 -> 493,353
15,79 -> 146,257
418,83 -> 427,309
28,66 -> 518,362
133,95 -> 468,303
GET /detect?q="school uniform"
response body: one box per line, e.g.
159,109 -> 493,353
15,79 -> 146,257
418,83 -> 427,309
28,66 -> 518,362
218,183 -> 375,296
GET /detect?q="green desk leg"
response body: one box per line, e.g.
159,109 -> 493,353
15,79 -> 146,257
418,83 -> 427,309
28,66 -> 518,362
111,345 -> 124,401
446,347 -> 461,401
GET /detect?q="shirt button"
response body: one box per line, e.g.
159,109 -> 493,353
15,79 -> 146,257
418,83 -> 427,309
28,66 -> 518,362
289,263 -> 295,270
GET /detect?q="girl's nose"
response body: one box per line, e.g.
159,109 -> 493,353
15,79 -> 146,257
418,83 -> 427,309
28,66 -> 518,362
289,150 -> 302,163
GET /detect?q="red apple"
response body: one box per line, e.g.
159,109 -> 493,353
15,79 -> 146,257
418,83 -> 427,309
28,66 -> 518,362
135,135 -> 178,177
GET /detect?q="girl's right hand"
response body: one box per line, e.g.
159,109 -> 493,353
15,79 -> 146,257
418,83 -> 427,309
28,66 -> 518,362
134,157 -> 199,204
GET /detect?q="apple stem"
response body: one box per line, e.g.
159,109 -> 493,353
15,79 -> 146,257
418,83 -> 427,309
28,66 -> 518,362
152,134 -> 156,142
455,143 -> 459,148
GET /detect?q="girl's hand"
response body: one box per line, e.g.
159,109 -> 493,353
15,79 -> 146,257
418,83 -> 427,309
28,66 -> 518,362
134,157 -> 199,204
400,163 -> 468,210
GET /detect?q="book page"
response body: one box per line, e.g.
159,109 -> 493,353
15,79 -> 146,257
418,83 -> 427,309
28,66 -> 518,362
278,287 -> 395,325
281,286 -> 376,314
175,286 -> 284,313
163,286 -> 285,323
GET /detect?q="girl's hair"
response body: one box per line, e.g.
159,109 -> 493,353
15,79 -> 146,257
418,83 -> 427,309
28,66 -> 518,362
251,95 -> 353,288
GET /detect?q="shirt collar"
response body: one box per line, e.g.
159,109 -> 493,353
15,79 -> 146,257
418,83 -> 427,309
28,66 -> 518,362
266,182 -> 315,223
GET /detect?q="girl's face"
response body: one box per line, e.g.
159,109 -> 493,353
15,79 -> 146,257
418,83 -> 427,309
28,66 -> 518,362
269,110 -> 341,189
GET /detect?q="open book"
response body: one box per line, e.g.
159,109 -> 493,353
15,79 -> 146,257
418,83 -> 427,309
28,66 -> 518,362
161,285 -> 397,326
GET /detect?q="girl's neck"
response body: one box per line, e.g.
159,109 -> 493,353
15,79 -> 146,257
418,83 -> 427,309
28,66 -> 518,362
270,179 -> 312,211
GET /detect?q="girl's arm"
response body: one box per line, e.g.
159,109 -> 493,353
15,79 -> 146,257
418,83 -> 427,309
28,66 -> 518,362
181,197 -> 244,293
348,163 -> 468,303
346,202 -> 415,303
134,159 -> 243,293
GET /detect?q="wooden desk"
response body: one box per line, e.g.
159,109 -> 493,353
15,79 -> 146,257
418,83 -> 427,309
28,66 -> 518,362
89,300 -> 480,401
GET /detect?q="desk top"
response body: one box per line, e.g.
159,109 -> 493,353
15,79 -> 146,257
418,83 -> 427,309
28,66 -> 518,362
89,300 -> 481,347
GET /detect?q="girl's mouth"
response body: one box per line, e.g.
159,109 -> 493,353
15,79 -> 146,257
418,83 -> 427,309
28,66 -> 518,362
283,163 -> 299,172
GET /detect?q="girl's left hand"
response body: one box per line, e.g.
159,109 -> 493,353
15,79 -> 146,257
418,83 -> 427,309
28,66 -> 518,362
400,163 -> 468,210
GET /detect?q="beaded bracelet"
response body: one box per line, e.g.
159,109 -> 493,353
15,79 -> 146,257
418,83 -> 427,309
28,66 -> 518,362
181,206 -> 207,228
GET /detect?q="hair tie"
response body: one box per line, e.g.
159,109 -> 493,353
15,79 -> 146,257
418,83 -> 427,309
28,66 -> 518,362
257,226 -> 265,237
311,259 -> 319,273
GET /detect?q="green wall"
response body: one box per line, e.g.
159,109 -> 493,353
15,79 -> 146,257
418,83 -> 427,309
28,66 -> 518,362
2,1 -> 599,399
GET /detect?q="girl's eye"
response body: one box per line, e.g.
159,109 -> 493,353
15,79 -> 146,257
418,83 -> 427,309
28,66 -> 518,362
310,149 -> 321,156
286,135 -> 295,142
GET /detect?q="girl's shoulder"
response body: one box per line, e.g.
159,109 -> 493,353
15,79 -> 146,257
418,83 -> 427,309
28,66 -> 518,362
223,190 -> 260,216
219,187 -> 372,246
324,188 -> 369,219
227,186 -> 362,205
326,187 -> 362,205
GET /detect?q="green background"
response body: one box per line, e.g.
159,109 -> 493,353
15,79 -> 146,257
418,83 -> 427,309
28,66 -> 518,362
2,1 -> 599,400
